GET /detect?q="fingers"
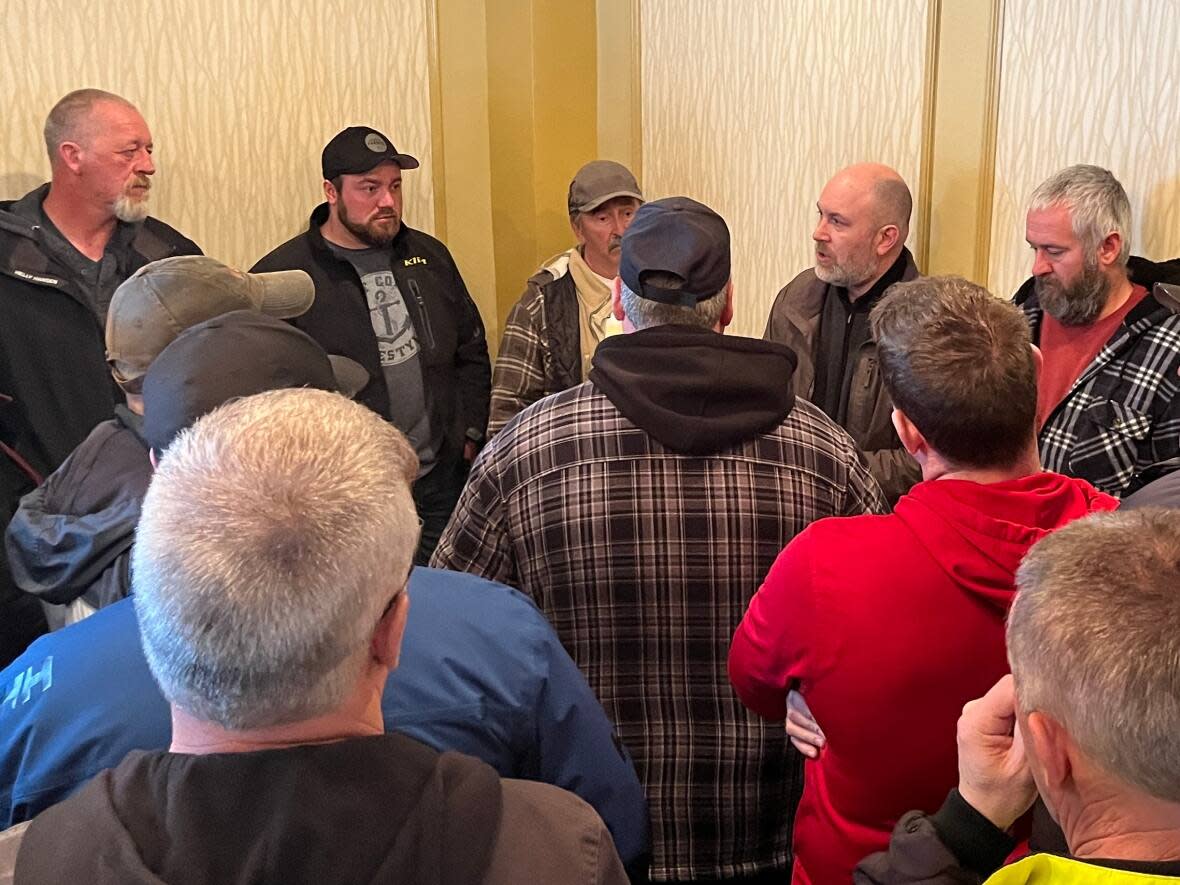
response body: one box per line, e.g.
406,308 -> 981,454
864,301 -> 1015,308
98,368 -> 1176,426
790,736 -> 821,759
961,675 -> 1017,739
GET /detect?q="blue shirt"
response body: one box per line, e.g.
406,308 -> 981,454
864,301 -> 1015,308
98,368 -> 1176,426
0,567 -> 649,868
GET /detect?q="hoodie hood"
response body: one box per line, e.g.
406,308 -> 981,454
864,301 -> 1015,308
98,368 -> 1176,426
15,734 -> 502,885
893,472 -> 1118,611
589,325 -> 797,455
4,410 -> 150,606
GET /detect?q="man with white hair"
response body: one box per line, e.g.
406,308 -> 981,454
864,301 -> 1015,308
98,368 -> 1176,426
1017,164 -> 1180,498
436,196 -> 885,882
856,508 -> 1180,883
0,389 -> 627,883
0,89 -> 199,662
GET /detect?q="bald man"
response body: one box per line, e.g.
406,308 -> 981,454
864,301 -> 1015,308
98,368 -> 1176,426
765,163 -> 920,503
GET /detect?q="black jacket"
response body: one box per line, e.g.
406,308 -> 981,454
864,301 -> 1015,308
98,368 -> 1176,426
5,407 -> 150,614
0,186 -> 200,485
252,206 -> 491,459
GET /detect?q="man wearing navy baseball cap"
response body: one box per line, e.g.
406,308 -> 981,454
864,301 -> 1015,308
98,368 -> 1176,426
252,126 -> 490,564
435,196 -> 886,882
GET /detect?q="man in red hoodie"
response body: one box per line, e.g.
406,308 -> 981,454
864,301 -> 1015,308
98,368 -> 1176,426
728,275 -> 1118,884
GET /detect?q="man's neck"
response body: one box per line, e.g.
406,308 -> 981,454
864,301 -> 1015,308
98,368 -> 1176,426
169,673 -> 386,754
847,248 -> 904,302
320,217 -> 370,251
1066,792 -> 1180,865
924,442 -> 1042,485
1095,274 -> 1136,323
41,183 -> 118,261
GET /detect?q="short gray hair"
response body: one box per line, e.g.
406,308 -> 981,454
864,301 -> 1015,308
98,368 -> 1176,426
132,388 -> 420,730
43,88 -> 136,162
1008,509 -> 1180,802
619,275 -> 728,331
1029,164 -> 1132,265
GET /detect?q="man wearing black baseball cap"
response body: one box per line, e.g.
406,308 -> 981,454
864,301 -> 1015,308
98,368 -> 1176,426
488,160 -> 643,436
435,197 -> 887,883
252,126 -> 490,564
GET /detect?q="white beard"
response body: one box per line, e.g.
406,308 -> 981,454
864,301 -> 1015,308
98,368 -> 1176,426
113,191 -> 150,223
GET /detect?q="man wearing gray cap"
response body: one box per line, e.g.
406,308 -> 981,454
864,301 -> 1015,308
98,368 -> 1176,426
253,126 -> 490,564
487,160 -> 642,436
5,257 -> 322,627
436,197 -> 885,882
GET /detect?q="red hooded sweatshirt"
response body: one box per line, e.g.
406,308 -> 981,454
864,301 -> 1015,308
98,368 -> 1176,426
728,472 -> 1117,885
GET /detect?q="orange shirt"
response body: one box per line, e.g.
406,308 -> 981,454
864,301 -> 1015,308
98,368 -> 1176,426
1036,284 -> 1148,430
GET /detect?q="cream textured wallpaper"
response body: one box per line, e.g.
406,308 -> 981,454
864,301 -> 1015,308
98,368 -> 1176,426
639,0 -> 931,339
987,0 -> 1180,299
0,0 -> 436,270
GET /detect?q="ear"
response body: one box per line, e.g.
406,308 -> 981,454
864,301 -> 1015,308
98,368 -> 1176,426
891,408 -> 926,457
1030,343 -> 1044,380
876,223 -> 901,256
57,140 -> 84,175
719,281 -> 734,329
1096,231 -> 1123,271
1025,711 -> 1073,810
370,592 -> 410,671
149,448 -> 159,471
611,276 -> 625,321
323,179 -> 338,205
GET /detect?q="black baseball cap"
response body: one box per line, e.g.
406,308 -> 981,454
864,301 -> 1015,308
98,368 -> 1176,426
619,197 -> 731,307
142,311 -> 369,452
321,126 -> 420,180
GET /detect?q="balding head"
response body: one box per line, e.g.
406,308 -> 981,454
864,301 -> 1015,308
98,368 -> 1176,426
813,163 -> 912,297
44,89 -> 139,164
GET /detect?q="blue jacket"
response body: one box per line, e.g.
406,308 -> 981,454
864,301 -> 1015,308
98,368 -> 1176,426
0,567 -> 649,870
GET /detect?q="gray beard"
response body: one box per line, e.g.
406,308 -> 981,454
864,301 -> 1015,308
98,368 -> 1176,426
1036,262 -> 1110,326
113,193 -> 149,223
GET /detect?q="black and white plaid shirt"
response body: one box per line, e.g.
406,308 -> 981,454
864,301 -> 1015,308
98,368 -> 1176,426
433,382 -> 886,880
1024,283 -> 1180,498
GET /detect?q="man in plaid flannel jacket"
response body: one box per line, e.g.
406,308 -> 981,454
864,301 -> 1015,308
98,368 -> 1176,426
434,197 -> 886,882
1018,165 -> 1180,499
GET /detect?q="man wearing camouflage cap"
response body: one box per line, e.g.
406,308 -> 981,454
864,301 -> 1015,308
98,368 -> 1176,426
436,197 -> 885,882
487,160 -> 643,435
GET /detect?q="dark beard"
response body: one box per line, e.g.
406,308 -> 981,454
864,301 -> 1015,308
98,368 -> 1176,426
1036,262 -> 1110,326
339,202 -> 398,247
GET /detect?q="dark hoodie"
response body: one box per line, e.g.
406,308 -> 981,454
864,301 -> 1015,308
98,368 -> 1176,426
14,733 -> 502,885
730,471 -> 1118,885
4,407 -> 149,619
588,324 -> 798,455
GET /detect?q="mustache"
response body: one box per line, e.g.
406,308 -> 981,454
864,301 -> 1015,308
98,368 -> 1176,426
127,175 -> 151,191
608,235 -> 623,251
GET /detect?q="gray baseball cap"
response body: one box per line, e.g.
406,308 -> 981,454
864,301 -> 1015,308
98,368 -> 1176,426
106,256 -> 316,394
567,160 -> 643,215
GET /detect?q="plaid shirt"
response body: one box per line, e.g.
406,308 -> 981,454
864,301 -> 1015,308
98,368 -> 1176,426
1025,283 -> 1180,498
433,382 -> 887,880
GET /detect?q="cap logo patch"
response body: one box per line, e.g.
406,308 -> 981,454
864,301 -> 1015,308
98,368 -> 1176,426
365,133 -> 388,153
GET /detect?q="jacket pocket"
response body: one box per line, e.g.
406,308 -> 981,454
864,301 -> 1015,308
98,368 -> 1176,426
1068,399 -> 1152,483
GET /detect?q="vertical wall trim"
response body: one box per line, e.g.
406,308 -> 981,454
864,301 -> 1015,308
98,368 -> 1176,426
630,0 -> 643,182
426,0 -> 447,241
974,0 -> 1005,285
915,0 -> 942,270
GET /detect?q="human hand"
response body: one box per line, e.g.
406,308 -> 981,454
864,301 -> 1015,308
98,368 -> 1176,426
956,675 -> 1037,829
785,689 -> 826,759
463,440 -> 479,463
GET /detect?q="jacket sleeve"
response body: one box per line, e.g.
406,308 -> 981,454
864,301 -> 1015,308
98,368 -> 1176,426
445,252 -> 491,441
853,790 -> 1015,885
728,528 -> 819,721
488,292 -> 547,438
863,447 -> 921,508
530,624 -> 651,878
429,443 -> 515,585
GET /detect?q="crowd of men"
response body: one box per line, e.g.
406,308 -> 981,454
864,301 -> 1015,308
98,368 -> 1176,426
0,87 -> 1178,884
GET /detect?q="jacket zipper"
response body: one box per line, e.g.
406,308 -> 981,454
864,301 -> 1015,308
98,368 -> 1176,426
408,279 -> 437,350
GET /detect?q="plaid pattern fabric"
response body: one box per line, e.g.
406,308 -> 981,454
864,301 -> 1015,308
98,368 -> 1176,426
433,383 -> 887,880
1027,289 -> 1180,498
488,292 -> 549,437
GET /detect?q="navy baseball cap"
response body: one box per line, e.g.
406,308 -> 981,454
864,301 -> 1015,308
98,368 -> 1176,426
618,197 -> 731,308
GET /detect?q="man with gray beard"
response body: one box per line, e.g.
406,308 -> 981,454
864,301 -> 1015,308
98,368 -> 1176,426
1016,164 -> 1180,498
764,163 -> 922,503
0,89 -> 199,664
